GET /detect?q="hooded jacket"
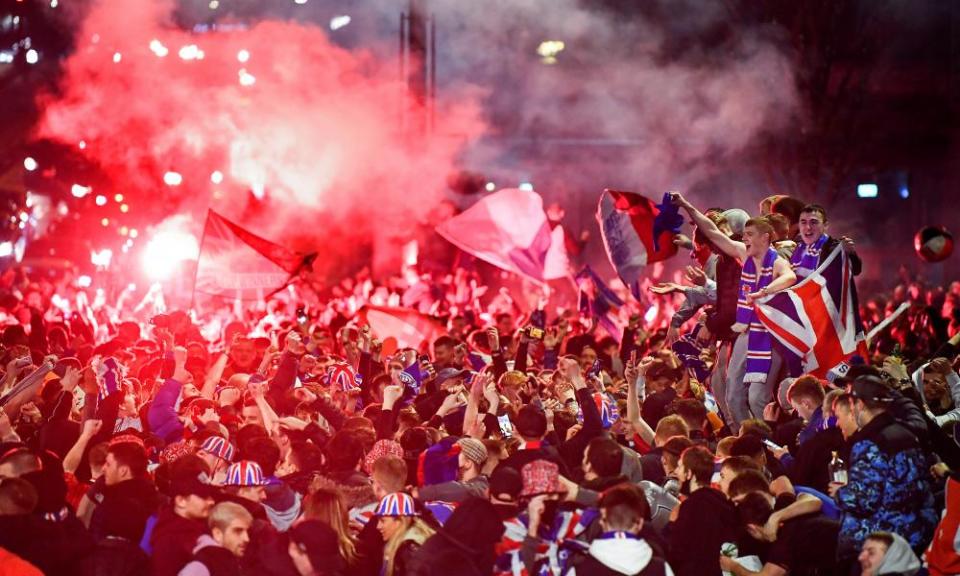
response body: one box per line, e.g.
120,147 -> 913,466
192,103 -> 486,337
835,411 -> 938,559
179,534 -> 242,576
150,508 -> 209,576
409,498 -> 506,576
876,532 -> 921,576
574,532 -> 673,576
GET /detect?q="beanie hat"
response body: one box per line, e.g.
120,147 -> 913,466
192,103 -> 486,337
417,436 -> 460,486
159,441 -> 195,465
456,438 -> 487,467
364,439 -> 404,475
519,460 -> 562,498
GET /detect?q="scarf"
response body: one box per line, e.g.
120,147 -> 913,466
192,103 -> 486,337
790,233 -> 828,278
735,247 -> 777,384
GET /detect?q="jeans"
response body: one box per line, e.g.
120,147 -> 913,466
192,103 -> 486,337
723,331 -> 783,427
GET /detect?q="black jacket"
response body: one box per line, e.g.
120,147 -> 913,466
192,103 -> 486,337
409,498 -> 506,576
79,538 -> 150,576
667,487 -> 737,576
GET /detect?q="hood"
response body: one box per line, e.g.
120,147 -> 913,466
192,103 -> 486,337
589,535 -> 654,574
264,489 -> 302,532
439,498 -> 505,549
192,533 -> 221,554
877,532 -> 921,576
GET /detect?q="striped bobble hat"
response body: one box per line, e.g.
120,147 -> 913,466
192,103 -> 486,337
374,492 -> 418,517
223,460 -> 269,487
199,436 -> 235,463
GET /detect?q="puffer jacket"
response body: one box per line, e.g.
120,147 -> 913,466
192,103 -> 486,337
835,411 -> 938,560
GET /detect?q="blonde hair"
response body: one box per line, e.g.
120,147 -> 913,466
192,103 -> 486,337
303,488 -> 359,565
209,501 -> 252,532
383,517 -> 435,576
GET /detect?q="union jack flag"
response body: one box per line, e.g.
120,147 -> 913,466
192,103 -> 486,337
754,246 -> 865,381
95,357 -> 125,401
327,362 -> 362,391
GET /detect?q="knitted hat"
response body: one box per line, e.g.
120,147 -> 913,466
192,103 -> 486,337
519,460 -> 562,498
223,460 -> 269,487
417,436 -> 461,486
456,438 -> 488,467
159,441 -> 195,465
198,436 -> 235,463
374,492 -> 418,517
364,439 -> 404,475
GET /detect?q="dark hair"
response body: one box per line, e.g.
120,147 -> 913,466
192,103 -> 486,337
739,419 -> 772,439
800,204 -> 828,223
727,470 -> 770,500
586,437 -> 623,478
679,446 -> 714,485
771,196 -> 806,225
108,443 -> 148,479
662,435 -> 695,458
721,455 -> 762,477
865,531 -> 895,548
515,405 -> 547,439
241,436 -> 281,477
325,430 -> 365,472
736,491 -> 774,527
669,398 -> 707,427
730,434 -> 764,459
0,477 -> 38,514
290,442 -> 325,474
433,336 -> 458,350
787,375 -> 825,404
236,424 -> 269,453
599,483 -> 650,530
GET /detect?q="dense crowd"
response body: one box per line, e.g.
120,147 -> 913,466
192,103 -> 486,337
0,195 -> 958,576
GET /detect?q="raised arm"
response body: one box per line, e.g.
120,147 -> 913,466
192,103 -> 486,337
670,192 -> 746,260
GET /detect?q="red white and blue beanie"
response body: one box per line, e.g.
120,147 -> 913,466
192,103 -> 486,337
223,460 -> 268,487
374,492 -> 418,517
199,436 -> 235,462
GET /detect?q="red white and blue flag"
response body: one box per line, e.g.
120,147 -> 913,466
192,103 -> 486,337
754,246 -> 865,381
597,190 -> 679,298
435,188 -> 570,284
575,265 -> 624,342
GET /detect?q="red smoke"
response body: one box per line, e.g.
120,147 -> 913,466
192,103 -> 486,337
36,0 -> 485,279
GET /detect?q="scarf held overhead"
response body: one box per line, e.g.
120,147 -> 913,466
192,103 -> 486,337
735,247 -> 778,384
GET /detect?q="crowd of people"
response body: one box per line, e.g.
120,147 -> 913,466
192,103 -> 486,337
0,192 -> 958,576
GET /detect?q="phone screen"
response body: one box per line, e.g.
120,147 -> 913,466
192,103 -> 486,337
497,414 -> 513,438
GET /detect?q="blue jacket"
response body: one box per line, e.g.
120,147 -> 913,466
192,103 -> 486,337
835,411 -> 938,559
148,378 -> 184,444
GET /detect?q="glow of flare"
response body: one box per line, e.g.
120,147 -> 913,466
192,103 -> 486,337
330,15 -> 351,31
536,40 -> 565,64
142,229 -> 200,279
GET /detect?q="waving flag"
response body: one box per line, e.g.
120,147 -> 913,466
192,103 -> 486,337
575,265 -> 624,341
754,246 -> 865,381
358,305 -> 446,355
597,190 -> 678,298
435,188 -> 569,284
194,210 -> 314,300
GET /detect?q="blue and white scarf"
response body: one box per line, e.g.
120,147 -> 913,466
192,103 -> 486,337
735,247 -> 777,384
790,233 -> 828,278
